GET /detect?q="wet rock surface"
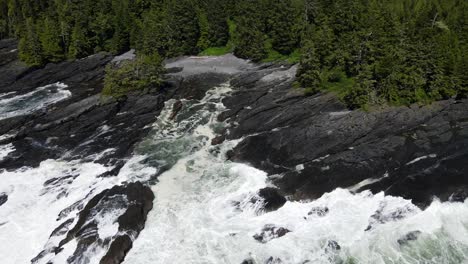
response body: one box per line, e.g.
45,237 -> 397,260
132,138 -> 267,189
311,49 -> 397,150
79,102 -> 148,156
325,240 -> 341,252
0,42 -> 238,171
0,193 -> 7,207
253,225 -> 291,243
223,63 -> 468,207
365,202 -> 416,231
308,206 -> 329,217
397,231 -> 422,246
255,187 -> 287,212
32,182 -> 154,264
0,41 -> 254,263
3,36 -> 468,263
266,257 -> 283,264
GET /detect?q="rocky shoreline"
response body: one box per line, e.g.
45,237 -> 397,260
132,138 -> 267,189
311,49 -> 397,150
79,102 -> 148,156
1,38 -> 467,263
223,63 -> 468,208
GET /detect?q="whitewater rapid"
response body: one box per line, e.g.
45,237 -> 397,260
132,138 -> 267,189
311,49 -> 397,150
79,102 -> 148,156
0,81 -> 467,264
0,82 -> 71,120
123,83 -> 468,264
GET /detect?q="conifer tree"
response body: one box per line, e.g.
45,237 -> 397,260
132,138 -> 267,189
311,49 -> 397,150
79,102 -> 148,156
296,40 -> 321,93
233,1 -> 266,62
18,18 -> 43,66
38,17 -> 64,62
109,0 -> 131,54
196,10 -> 211,51
165,0 -> 200,56
268,0 -> 298,55
205,0 -> 229,47
69,22 -> 91,59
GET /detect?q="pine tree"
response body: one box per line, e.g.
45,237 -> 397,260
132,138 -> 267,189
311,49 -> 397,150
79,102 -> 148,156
268,0 -> 298,55
68,22 -> 91,59
165,0 -> 200,56
109,0 -> 131,55
296,40 -> 321,93
196,10 -> 211,51
38,16 -> 64,62
138,7 -> 169,56
233,1 -> 266,62
18,18 -> 43,66
205,0 -> 229,47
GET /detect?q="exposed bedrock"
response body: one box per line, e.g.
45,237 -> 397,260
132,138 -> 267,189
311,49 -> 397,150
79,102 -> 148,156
31,182 -> 154,264
0,40 -> 254,263
222,64 -> 468,207
0,42 -> 243,171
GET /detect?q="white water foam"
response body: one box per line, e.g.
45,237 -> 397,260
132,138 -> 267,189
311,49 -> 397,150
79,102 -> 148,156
0,159 -> 109,263
0,143 -> 15,160
124,82 -> 468,264
0,82 -> 71,120
0,80 -> 467,264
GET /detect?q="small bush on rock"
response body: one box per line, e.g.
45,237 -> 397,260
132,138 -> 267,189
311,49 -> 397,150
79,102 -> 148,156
103,52 -> 164,98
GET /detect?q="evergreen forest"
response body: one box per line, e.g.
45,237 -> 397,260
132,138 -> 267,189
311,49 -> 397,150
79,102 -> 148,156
1,0 -> 466,108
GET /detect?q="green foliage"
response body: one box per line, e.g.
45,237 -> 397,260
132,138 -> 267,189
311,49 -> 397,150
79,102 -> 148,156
267,0 -> 298,55
3,0 -> 467,110
296,40 -> 321,94
165,0 -> 200,56
69,22 -> 92,59
38,17 -> 64,62
103,52 -> 164,98
296,0 -> 468,109
18,18 -> 43,66
199,46 -> 231,56
263,40 -> 300,63
196,11 -> 211,51
233,1 -> 266,62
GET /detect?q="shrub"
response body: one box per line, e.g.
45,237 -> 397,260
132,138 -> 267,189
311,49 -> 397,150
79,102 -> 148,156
103,53 -> 164,98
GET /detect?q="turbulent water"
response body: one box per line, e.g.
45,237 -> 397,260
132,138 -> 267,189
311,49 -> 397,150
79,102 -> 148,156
0,82 -> 467,264
0,82 -> 71,121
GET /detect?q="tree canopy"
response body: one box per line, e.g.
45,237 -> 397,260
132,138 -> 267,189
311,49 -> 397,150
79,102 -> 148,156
1,0 -> 466,108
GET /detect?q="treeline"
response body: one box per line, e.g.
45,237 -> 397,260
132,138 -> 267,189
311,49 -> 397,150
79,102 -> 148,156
296,0 -> 468,108
0,0 -> 466,107
0,0 -> 302,63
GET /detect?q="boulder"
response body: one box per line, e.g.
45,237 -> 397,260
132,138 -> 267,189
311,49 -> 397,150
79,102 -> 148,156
255,187 -> 287,212
397,231 -> 422,246
253,225 -> 291,243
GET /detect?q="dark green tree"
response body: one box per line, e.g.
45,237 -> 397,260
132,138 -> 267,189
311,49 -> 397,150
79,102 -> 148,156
233,1 -> 266,62
267,0 -> 298,55
38,16 -> 64,62
165,0 -> 200,56
18,18 -> 43,65
296,40 -> 321,94
69,21 -> 92,59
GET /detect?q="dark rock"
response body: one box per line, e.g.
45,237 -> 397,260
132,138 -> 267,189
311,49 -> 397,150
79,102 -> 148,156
211,135 -> 226,145
222,63 -> 468,208
241,259 -> 255,264
449,187 -> 468,203
0,193 -> 7,207
165,67 -> 184,74
100,235 -> 133,264
31,182 -> 154,264
169,100 -> 183,120
255,187 -> 287,212
253,225 -> 291,243
308,207 -> 329,217
325,240 -> 341,251
365,202 -> 416,231
226,150 -> 235,160
266,257 -> 282,264
397,231 -> 422,246
49,218 -> 75,238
